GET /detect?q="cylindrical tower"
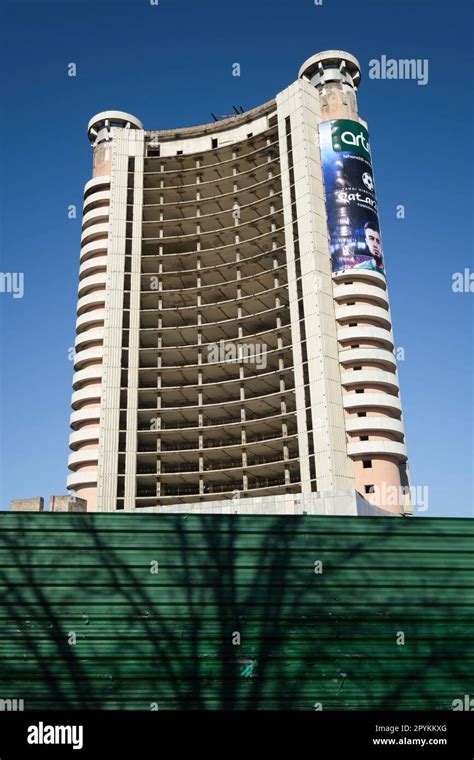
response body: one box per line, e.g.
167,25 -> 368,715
300,51 -> 410,513
68,111 -> 143,509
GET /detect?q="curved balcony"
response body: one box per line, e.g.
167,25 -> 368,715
345,416 -> 405,439
333,268 -> 387,289
80,222 -> 109,248
67,471 -> 98,489
143,191 -> 282,227
156,384 -> 286,418
143,210 -> 282,245
136,432 -> 298,457
335,303 -> 391,330
138,366 -> 294,398
151,455 -> 299,480
75,327 -> 104,352
68,448 -> 100,470
143,279 -> 286,313
71,385 -> 101,410
135,477 -> 301,506
333,281 -> 389,308
142,238 -> 285,277
69,427 -> 100,450
340,369 -> 400,393
84,175 -> 110,198
343,393 -> 402,415
78,271 -> 107,298
74,347 -> 103,371
141,323 -> 287,354
76,308 -> 106,333
156,410 -> 294,433
82,207 -> 109,231
70,406 -> 101,429
138,388 -> 285,416
141,305 -> 288,338
338,347 -> 397,372
143,169 -> 281,209
347,440 -> 408,462
138,366 -> 294,397
142,248 -> 286,284
76,291 -> 106,316
337,325 -> 394,350
143,225 -> 284,261
83,190 -> 110,214
143,174 -> 281,215
140,349 -> 291,384
142,280 -> 287,310
73,365 -> 102,389
80,237 -> 108,264
142,263 -> 285,298
79,256 -> 108,280
143,155 -> 280,192
137,419 -> 298,448
135,426 -> 297,454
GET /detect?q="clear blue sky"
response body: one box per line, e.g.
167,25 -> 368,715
0,0 -> 472,516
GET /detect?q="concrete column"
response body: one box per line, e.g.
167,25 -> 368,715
96,129 -> 130,511
276,79 -> 354,493
125,131 -> 145,507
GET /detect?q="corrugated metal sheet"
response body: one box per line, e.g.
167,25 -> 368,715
0,513 -> 472,710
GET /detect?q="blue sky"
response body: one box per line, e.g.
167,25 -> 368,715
0,0 -> 472,516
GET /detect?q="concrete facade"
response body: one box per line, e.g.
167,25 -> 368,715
49,496 -> 87,513
129,490 -> 397,517
11,497 -> 44,512
67,51 -> 410,515
10,496 -> 87,512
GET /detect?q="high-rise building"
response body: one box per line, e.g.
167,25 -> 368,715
68,50 -> 410,514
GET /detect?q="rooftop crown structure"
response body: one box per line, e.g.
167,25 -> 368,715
68,51 -> 410,514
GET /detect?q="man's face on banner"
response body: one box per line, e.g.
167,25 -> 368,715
365,227 -> 382,258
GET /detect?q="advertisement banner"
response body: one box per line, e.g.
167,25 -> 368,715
319,118 -> 385,277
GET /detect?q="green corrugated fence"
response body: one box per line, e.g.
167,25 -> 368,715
0,513 -> 472,710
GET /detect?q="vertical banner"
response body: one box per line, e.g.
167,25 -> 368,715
319,119 -> 385,277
